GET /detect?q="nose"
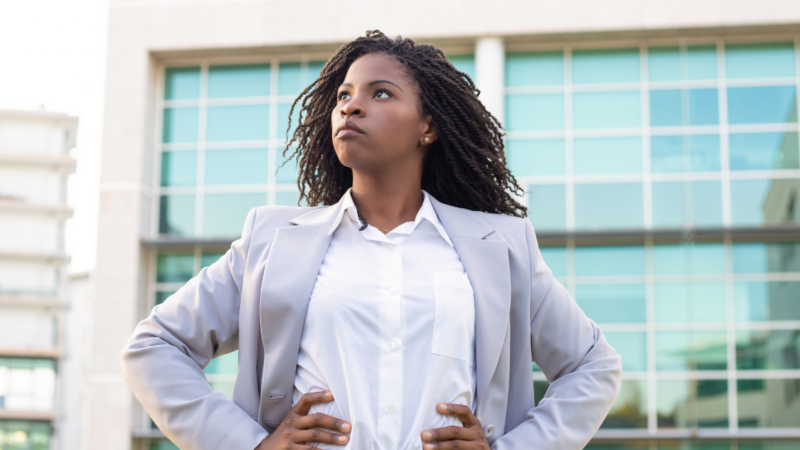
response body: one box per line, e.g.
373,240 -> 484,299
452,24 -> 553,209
340,98 -> 365,118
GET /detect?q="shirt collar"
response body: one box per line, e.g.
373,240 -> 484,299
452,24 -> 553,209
326,188 -> 454,246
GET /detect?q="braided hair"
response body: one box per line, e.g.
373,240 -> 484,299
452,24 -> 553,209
281,30 -> 527,218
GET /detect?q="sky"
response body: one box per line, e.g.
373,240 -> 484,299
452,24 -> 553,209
0,0 -> 109,273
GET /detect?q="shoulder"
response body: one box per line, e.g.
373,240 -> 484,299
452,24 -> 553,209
249,204 -> 326,227
441,202 -> 532,250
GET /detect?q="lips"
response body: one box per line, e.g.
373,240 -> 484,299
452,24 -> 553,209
335,120 -> 365,138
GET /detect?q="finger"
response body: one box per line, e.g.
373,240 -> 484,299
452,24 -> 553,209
293,391 -> 335,416
295,412 -> 352,433
293,429 -> 350,445
437,403 -> 480,428
421,426 -> 478,442
422,440 -> 474,450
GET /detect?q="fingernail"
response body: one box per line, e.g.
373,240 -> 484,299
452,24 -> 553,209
422,431 -> 432,440
424,444 -> 434,450
338,435 -> 348,442
341,423 -> 351,432
438,403 -> 448,412
325,391 -> 333,399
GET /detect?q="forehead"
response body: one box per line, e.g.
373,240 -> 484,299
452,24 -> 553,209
342,53 -> 414,86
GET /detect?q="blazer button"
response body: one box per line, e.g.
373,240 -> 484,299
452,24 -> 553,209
483,424 -> 495,438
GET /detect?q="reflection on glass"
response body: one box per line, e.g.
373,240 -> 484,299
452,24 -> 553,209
648,45 -> 718,81
652,181 -> 723,228
737,379 -> 800,428
730,178 -> 800,227
505,94 -> 564,131
657,379 -> 728,428
533,380 -> 550,407
448,54 -> 475,81
208,64 -> 270,98
539,247 -> 568,278
277,102 -> 301,142
160,151 -> 197,187
738,442 -> 800,450
654,283 -> 726,323
205,351 -> 238,375
205,149 -> 269,185
574,183 -> 643,230
200,252 -> 226,269
155,291 -> 176,306
203,193 -> 265,238
156,253 -> 194,283
150,439 -> 180,450
575,284 -> 646,323
527,184 -> 566,231
162,107 -> 199,143
652,243 -> 726,275
159,194 -> 195,237
206,105 -> 270,142
732,242 -> 800,274
506,139 -> 565,177
0,420 -> 51,450
729,132 -> 799,171
649,89 -> 718,127
604,332 -> 647,371
651,134 -> 721,173
573,91 -> 641,129
734,281 -> 800,321
601,380 -> 647,429
726,86 -> 797,124
725,42 -> 796,79
655,331 -> 727,370
574,246 -> 646,277
505,51 -> 564,86
574,137 -> 641,175
736,330 -> 800,370
164,67 -> 201,100
0,358 -> 56,412
572,48 -> 640,84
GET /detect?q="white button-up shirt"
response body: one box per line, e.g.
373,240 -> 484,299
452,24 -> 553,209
292,189 -> 477,450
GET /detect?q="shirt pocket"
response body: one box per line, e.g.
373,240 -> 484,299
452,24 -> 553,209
432,270 -> 476,367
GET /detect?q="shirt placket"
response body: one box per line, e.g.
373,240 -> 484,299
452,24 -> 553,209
376,239 -> 403,449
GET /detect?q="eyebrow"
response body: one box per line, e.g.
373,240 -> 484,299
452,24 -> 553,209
339,80 -> 403,92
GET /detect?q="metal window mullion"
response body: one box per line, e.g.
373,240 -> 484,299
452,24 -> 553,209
564,46 -> 575,231
566,237 -> 576,298
645,239 -> 657,434
268,58 -> 280,205
641,44 -> 653,230
717,40 -> 732,228
680,41 -> 694,228
153,68 -> 166,237
195,62 -> 209,237
724,234 -> 738,433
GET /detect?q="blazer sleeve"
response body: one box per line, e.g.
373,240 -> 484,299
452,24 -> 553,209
120,208 -> 269,450
491,220 -> 622,450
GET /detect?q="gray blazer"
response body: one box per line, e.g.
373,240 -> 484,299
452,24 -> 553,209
121,195 -> 622,450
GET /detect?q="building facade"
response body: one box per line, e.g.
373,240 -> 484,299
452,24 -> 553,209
0,109 -> 79,449
96,1 -> 800,449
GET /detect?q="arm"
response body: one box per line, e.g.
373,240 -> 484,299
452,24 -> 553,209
120,208 -> 269,450
491,220 -> 622,450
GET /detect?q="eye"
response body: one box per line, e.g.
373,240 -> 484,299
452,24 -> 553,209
338,91 -> 351,101
374,89 -> 391,99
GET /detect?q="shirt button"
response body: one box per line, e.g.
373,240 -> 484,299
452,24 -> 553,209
387,404 -> 396,413
388,340 -> 396,351
389,286 -> 399,294
386,243 -> 396,251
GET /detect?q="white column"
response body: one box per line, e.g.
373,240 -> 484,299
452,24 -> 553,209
475,36 -> 506,125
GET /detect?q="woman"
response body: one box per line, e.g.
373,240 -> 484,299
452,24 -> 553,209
121,30 -> 622,450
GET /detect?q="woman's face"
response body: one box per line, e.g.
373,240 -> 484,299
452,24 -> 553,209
331,53 -> 435,174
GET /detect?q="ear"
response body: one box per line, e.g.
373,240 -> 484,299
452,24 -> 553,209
419,114 -> 437,146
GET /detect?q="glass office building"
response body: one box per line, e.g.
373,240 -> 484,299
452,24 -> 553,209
143,41 -> 800,449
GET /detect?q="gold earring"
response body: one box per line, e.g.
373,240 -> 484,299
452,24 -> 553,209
423,137 -> 430,143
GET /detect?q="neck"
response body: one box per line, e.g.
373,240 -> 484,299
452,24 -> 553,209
350,170 -> 424,233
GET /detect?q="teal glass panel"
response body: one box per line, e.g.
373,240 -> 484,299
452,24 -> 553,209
650,89 -> 682,127
651,135 -> 683,172
736,330 -> 800,370
506,94 -> 564,131
200,252 -> 225,269
277,102 -> 301,142
205,149 -> 269,185
734,281 -> 800,321
730,178 -> 800,226
732,242 -> 800,274
507,139 -> 565,177
574,183 -> 644,230
159,194 -> 195,237
205,350 -> 238,374
652,180 -> 723,228
154,291 -> 176,306
505,51 -> 564,86
689,134 -> 722,171
600,380 -> 647,429
276,154 -> 299,184
738,443 -> 800,450
572,48 -> 640,84
604,332 -> 647,371
575,283 -> 646,323
162,107 -> 199,143
574,246 -> 646,277
648,45 -> 717,81
208,64 -> 270,98
278,62 -> 303,96
655,331 -> 728,370
275,190 -> 306,207
725,42 -> 796,79
150,440 -> 180,450
573,91 -> 641,129
657,379 -> 729,428
737,379 -> 800,428
686,45 -> 719,80
727,86 -> 797,124
539,247 -> 567,278
654,282 -> 727,323
648,47 -> 681,82
651,134 -> 721,173
574,137 -> 642,175
652,243 -> 726,275
0,420 -> 51,450
156,253 -> 194,283
203,193 -> 264,238
688,88 -> 719,125
206,105 -> 270,142
527,184 -> 566,231
533,380 -> 550,406
650,89 -> 719,126
160,151 -> 197,187
729,132 -> 800,171
307,61 -> 325,82
164,67 -> 201,100
448,54 -> 475,81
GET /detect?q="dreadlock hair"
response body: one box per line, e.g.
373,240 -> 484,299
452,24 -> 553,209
281,30 -> 527,218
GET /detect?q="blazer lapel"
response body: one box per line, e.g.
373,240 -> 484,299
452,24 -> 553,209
430,198 -> 511,411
